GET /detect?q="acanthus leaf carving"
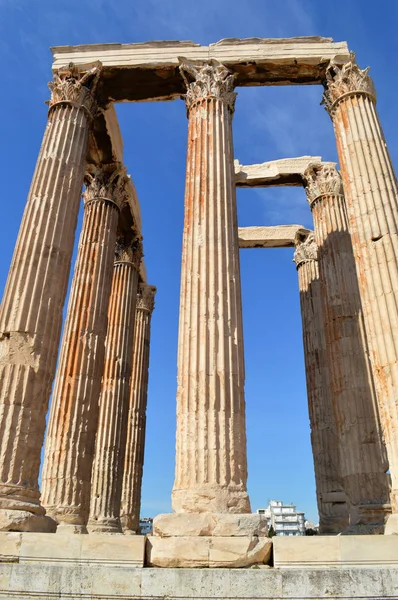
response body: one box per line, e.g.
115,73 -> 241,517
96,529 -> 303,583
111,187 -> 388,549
303,163 -> 344,208
179,59 -> 237,114
322,52 -> 376,117
48,63 -> 102,120
136,284 -> 156,313
115,235 -> 143,270
293,232 -> 318,269
83,163 -> 128,210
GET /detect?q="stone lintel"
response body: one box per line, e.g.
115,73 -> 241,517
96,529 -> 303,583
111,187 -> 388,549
51,38 -> 350,102
238,226 -> 311,248
87,105 -> 146,282
235,157 -> 322,188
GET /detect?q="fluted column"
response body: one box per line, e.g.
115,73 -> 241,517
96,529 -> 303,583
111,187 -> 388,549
172,60 -> 250,514
303,164 -> 390,531
88,237 -> 143,533
294,233 -> 349,534
0,66 -> 100,531
42,164 -> 127,533
323,54 -> 398,527
121,283 -> 156,534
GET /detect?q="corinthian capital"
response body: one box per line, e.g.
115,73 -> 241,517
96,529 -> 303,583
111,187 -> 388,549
48,63 -> 102,120
115,236 -> 143,269
303,163 -> 344,208
83,163 -> 128,210
136,284 -> 156,313
293,232 -> 317,269
179,59 -> 236,113
322,52 -> 376,117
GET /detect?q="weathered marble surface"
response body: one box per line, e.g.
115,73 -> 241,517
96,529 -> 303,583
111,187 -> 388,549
235,156 -> 322,187
121,284 -> 156,534
303,163 -> 390,532
0,66 -> 99,532
324,54 -> 398,529
238,225 -> 310,248
172,61 -> 249,515
294,232 -> 349,534
42,164 -> 127,533
154,513 -> 268,537
274,534 -> 398,567
147,535 -> 272,568
51,38 -> 350,102
88,239 -> 142,534
0,558 -> 397,599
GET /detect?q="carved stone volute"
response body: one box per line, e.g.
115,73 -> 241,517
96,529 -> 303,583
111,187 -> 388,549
48,63 -> 102,120
322,52 -> 376,117
179,59 -> 237,114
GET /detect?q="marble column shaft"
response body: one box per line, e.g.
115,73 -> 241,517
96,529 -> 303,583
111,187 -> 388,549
172,60 -> 250,514
323,53 -> 398,514
294,233 -> 348,534
303,164 -> 390,529
88,238 -> 142,533
41,164 -> 127,532
0,66 -> 99,531
121,283 -> 156,534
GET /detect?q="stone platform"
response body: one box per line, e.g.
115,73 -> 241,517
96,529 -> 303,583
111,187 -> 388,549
0,533 -> 398,598
0,531 -> 145,567
274,535 -> 398,568
0,563 -> 397,599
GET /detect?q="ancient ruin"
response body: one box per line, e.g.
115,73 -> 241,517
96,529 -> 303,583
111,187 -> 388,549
0,35 -> 398,598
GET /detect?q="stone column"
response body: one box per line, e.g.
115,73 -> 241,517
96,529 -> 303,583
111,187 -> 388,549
88,237 -> 143,533
323,54 -> 398,530
171,60 -> 250,514
303,164 -> 390,532
120,283 -> 156,534
293,233 -> 349,534
0,65 -> 100,532
41,163 -> 127,533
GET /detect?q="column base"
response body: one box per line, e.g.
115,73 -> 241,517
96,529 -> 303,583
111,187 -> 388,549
172,485 -> 251,513
45,506 -> 88,534
319,508 -> 349,534
87,517 -> 122,534
153,512 -> 268,537
55,521 -> 88,534
343,504 -> 391,534
0,509 -> 56,533
385,513 -> 398,535
147,535 -> 272,568
151,512 -> 270,566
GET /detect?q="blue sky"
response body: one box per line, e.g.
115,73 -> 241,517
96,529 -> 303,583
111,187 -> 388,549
0,0 -> 397,524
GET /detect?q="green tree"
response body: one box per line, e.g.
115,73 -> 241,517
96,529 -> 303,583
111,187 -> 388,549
268,525 -> 277,538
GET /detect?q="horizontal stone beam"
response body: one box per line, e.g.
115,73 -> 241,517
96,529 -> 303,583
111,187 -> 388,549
238,225 -> 311,248
235,157 -> 322,187
88,106 -> 146,282
51,37 -> 350,102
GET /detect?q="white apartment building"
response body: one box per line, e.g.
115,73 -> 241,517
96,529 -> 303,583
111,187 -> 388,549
257,500 -> 306,536
139,517 -> 153,535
